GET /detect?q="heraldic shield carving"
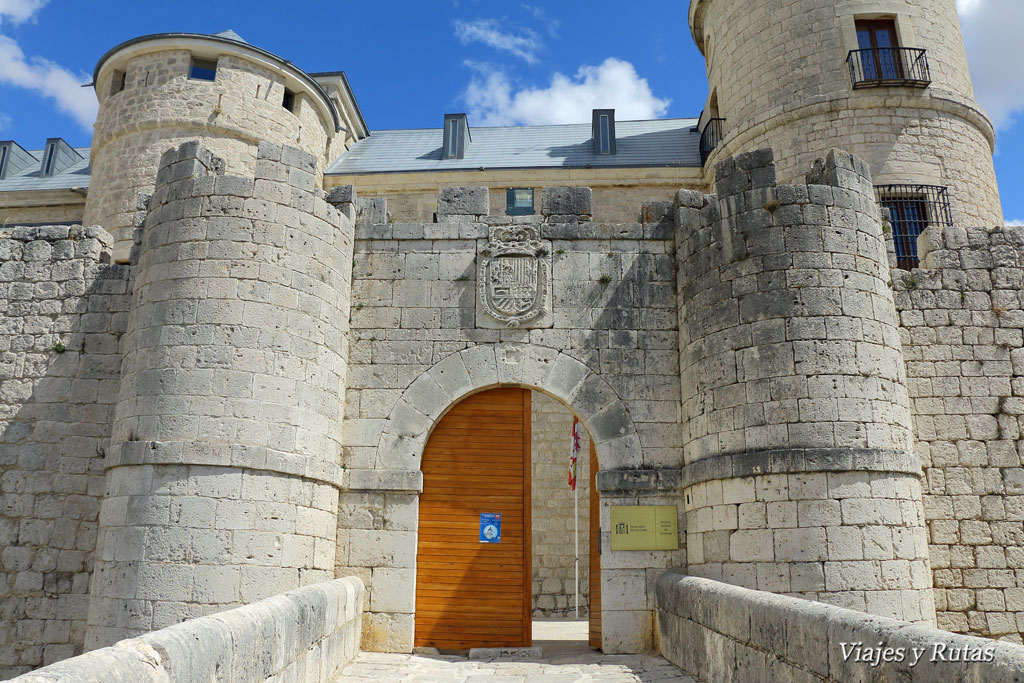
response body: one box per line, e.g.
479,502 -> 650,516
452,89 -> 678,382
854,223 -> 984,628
478,225 -> 551,328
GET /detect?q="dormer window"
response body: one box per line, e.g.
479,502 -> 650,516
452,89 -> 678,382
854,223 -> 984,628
442,113 -> 470,160
592,109 -> 616,155
189,57 -> 218,81
0,141 -> 36,180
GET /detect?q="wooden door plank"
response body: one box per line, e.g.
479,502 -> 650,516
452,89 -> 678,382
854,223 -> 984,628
415,387 -> 531,649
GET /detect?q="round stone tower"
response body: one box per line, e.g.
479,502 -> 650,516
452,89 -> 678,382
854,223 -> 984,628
676,148 -> 935,624
689,0 -> 1003,228
83,31 -> 346,261
85,140 -> 354,648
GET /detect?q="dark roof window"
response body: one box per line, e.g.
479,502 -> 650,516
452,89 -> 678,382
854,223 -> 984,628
442,113 -> 470,160
189,57 -> 218,81
592,109 -> 616,155
40,138 -> 82,178
0,141 -> 37,179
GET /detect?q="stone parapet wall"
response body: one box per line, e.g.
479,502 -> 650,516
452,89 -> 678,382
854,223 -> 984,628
86,140 -> 354,648
8,577 -> 364,683
0,225 -> 129,678
898,224 -> 1024,643
657,572 -> 1024,682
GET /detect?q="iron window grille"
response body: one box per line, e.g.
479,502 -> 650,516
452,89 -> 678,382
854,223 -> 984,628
875,184 -> 953,270
699,117 -> 726,166
848,48 -> 931,89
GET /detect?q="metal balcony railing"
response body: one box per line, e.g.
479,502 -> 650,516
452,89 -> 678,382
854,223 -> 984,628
699,118 -> 726,166
875,184 -> 953,270
848,47 -> 931,89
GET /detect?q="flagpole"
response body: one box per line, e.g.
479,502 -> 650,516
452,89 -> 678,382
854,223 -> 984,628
574,476 -> 579,621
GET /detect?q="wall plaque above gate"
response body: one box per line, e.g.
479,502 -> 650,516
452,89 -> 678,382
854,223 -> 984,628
477,225 -> 553,328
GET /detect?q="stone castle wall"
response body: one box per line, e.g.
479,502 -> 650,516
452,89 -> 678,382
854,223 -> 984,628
898,225 -> 1024,643
85,140 -> 353,649
531,391 -> 590,618
0,226 -> 129,678
337,186 -> 686,653
85,48 -> 336,261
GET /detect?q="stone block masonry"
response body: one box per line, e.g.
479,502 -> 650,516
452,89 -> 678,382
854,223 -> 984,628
85,140 -> 356,649
531,392 -> 590,618
0,225 -> 130,678
8,576 -> 364,683
339,184 -> 685,653
676,148 -> 934,623
901,225 -> 1024,643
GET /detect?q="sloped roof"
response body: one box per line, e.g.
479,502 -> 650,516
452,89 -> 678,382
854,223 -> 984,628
327,118 -> 702,175
0,148 -> 91,192
213,29 -> 247,44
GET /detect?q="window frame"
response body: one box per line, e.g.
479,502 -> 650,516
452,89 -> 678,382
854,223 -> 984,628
188,57 -> 219,82
506,188 -> 535,216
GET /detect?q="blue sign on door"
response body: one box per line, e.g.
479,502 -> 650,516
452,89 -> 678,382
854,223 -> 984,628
479,513 -> 501,543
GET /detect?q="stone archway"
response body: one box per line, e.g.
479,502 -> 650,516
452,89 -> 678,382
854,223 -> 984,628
372,343 -> 641,474
368,343 -> 641,653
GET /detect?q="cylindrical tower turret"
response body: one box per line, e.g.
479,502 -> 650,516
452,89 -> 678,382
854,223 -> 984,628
676,148 -> 935,624
690,0 -> 1002,236
85,141 -> 354,648
83,31 -> 345,261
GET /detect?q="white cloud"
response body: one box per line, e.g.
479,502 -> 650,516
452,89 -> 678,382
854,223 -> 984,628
455,18 -> 541,64
957,0 -> 1024,130
521,4 -> 559,38
1007,219 -> 1024,226
0,111 -> 11,131
464,58 -> 671,126
0,0 -> 48,26
0,35 -> 97,131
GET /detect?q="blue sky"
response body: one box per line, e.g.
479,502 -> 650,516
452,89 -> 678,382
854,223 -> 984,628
0,0 -> 1021,221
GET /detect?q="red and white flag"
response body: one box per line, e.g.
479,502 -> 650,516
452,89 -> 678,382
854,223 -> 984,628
569,415 -> 581,490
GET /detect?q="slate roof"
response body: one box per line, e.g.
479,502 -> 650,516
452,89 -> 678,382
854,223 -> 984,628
0,148 -> 91,192
326,118 -> 702,175
213,29 -> 247,44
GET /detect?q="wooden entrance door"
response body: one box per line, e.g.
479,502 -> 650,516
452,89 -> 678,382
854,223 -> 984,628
588,439 -> 602,649
415,387 -> 532,649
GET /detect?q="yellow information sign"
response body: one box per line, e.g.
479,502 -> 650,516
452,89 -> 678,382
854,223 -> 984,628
609,505 -> 679,551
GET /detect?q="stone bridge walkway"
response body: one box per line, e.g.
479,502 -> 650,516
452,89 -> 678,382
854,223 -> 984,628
337,651 -> 694,682
337,621 -> 697,682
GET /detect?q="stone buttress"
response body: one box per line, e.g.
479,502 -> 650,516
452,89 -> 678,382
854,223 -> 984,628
676,148 -> 935,623
84,141 -> 355,647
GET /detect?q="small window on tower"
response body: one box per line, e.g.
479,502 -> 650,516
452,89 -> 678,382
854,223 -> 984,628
282,88 -> 296,112
506,188 -> 535,216
189,57 -> 218,81
110,70 -> 126,96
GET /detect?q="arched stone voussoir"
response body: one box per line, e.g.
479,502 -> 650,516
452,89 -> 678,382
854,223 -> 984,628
372,343 -> 641,472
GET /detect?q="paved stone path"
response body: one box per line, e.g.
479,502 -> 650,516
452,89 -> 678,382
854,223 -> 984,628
337,651 -> 697,682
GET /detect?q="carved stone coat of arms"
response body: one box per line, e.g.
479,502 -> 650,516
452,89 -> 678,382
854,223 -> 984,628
477,225 -> 552,328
